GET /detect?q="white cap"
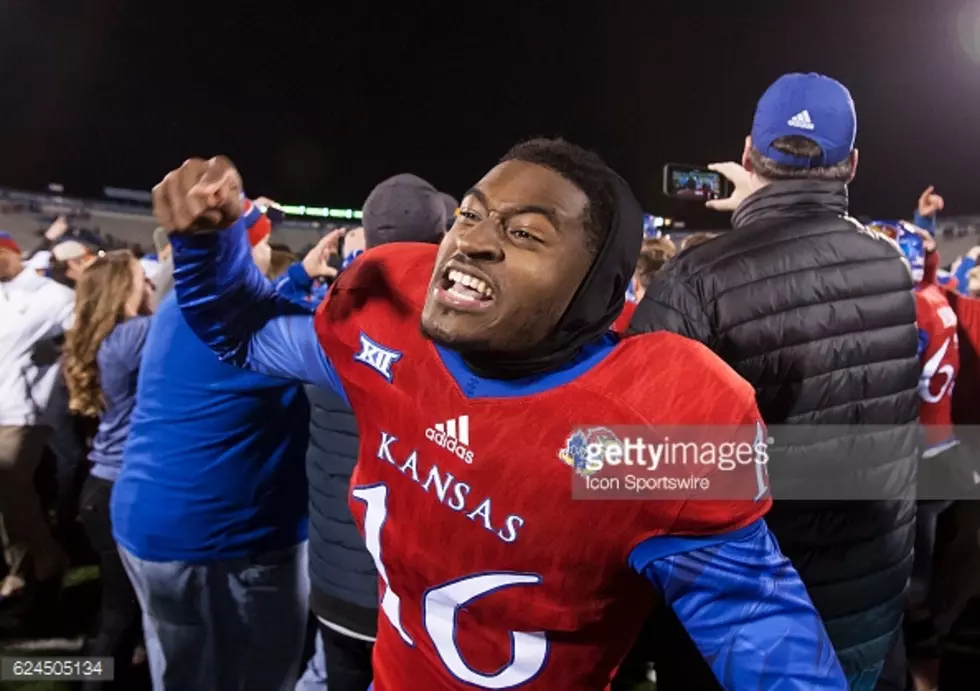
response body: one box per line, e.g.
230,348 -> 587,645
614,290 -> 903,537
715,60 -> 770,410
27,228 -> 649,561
52,240 -> 89,262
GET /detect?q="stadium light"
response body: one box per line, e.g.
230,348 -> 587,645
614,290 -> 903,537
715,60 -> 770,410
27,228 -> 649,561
280,204 -> 363,220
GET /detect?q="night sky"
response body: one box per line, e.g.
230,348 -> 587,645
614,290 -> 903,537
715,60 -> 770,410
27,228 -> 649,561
1,0 -> 978,228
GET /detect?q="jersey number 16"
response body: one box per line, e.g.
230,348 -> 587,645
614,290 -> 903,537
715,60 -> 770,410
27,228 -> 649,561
353,483 -> 549,689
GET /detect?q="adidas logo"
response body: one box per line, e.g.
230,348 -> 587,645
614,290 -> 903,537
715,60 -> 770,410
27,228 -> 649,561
426,415 -> 475,464
787,110 -> 815,130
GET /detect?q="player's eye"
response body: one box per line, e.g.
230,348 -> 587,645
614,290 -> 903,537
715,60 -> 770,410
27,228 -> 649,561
457,209 -> 481,223
508,228 -> 542,244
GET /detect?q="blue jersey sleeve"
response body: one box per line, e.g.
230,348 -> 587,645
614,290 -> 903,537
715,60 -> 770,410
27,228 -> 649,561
275,261 -> 316,304
913,210 -> 937,237
170,223 -> 344,399
630,519 -> 846,690
917,327 -> 929,359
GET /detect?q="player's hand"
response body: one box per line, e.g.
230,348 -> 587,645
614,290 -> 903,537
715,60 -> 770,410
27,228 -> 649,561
152,156 -> 244,233
704,162 -> 763,212
917,185 -> 945,218
302,229 -> 345,279
966,245 -> 980,261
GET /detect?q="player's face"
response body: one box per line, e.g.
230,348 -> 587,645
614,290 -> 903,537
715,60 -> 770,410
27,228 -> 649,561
421,160 -> 593,353
0,248 -> 22,280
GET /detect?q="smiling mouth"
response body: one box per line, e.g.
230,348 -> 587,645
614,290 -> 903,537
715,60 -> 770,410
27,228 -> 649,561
434,267 -> 496,311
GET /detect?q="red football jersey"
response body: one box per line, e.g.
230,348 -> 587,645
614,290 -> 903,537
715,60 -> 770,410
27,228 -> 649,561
314,243 -> 770,691
611,299 -> 638,334
916,284 -> 959,453
944,289 -> 980,424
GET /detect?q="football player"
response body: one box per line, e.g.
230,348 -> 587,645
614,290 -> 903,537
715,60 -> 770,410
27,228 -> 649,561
155,140 -> 846,690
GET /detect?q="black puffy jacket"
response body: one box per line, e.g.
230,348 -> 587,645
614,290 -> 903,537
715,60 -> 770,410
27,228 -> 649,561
305,385 -> 379,639
629,180 -> 920,677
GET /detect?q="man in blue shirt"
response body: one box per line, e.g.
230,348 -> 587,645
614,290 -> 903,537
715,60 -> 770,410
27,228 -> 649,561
111,203 -> 312,691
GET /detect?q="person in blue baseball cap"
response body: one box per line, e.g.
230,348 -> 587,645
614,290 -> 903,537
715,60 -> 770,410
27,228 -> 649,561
630,71 -> 920,691
705,72 -> 859,211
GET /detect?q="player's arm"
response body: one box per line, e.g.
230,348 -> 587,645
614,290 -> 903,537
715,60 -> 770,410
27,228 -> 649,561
159,157 -> 344,397
627,270 -> 714,345
170,222 -> 345,395
629,520 -> 847,690
628,397 -> 846,689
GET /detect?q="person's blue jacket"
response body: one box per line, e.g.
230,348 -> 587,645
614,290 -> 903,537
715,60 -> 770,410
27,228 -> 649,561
111,291 -> 311,562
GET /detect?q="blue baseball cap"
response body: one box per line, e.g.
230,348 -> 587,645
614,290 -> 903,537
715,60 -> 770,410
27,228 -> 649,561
751,72 -> 857,169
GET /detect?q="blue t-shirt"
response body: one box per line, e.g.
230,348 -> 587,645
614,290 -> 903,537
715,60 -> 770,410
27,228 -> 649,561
89,316 -> 151,482
110,292 -> 311,563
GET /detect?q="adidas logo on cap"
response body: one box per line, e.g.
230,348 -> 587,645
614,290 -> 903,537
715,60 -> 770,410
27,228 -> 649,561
787,110 -> 815,131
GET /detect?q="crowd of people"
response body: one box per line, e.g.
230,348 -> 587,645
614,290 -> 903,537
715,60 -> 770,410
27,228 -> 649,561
2,71 -> 980,691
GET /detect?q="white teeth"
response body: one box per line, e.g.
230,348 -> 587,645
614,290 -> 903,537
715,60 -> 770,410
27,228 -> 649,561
446,269 -> 494,298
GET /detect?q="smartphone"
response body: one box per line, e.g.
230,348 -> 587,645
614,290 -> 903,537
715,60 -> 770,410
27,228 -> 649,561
662,163 -> 730,202
263,205 -> 286,226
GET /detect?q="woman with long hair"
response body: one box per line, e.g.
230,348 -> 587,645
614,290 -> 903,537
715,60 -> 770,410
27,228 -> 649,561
64,249 -> 152,689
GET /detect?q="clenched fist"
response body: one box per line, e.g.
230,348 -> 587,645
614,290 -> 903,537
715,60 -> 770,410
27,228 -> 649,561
152,156 -> 244,233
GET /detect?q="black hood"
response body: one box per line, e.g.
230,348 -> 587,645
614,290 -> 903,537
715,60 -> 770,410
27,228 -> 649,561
463,172 -> 644,379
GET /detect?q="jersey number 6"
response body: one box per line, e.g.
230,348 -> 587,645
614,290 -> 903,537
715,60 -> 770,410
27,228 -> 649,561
353,484 -> 549,689
921,336 -> 955,404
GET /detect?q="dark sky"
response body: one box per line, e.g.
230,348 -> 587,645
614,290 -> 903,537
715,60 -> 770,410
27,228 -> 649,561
1,0 -> 977,228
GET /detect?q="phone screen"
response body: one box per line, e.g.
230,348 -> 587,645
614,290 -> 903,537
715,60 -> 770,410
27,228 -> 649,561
662,164 -> 729,201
